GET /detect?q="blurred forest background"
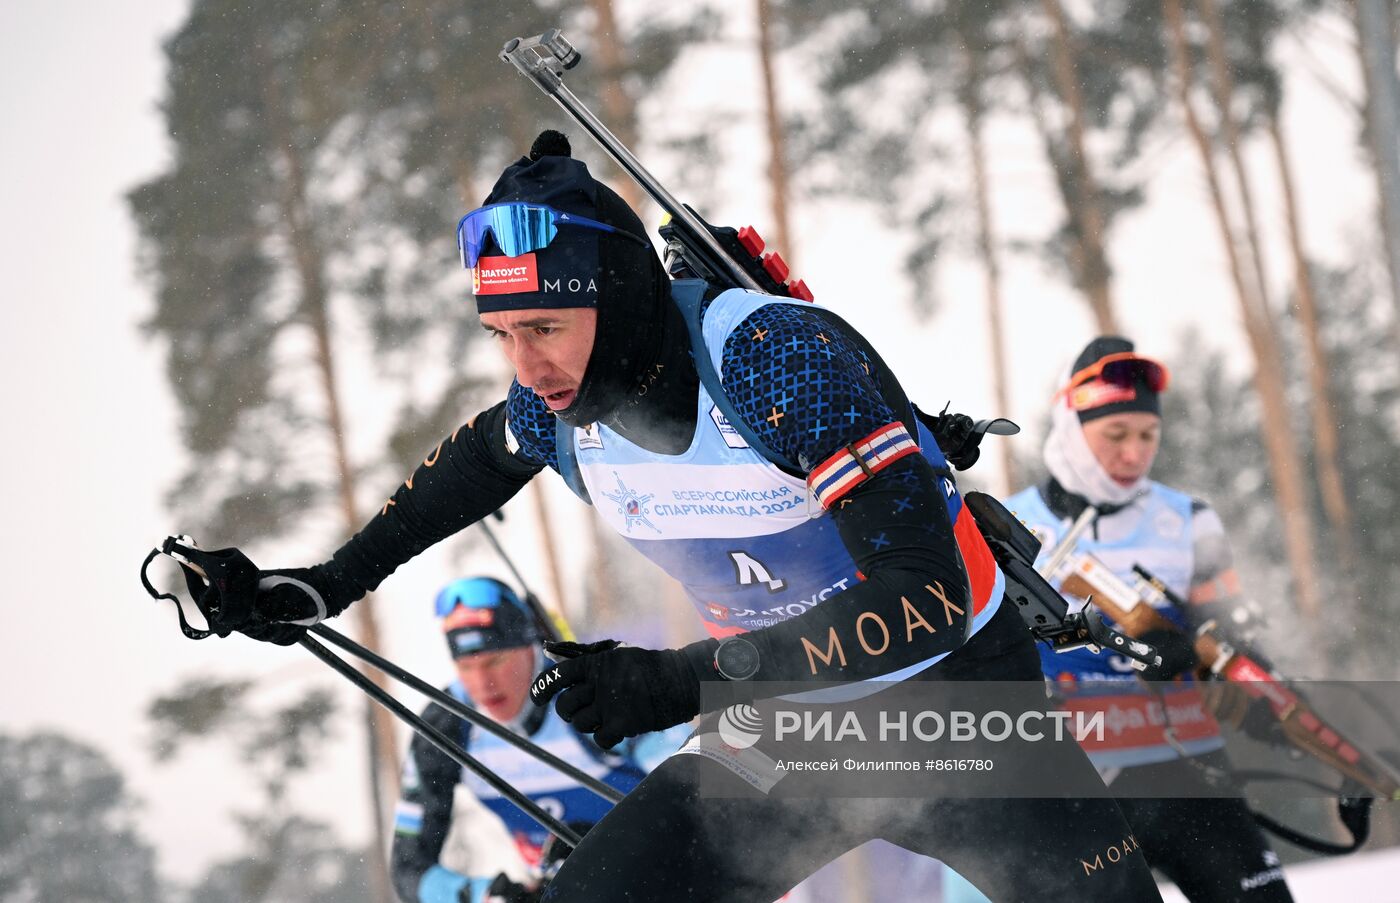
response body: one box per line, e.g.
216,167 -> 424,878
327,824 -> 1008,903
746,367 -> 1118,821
5,0 -> 1400,900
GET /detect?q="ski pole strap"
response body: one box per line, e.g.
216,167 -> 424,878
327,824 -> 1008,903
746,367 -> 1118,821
139,536 -> 263,640
140,534 -> 250,641
140,546 -> 215,640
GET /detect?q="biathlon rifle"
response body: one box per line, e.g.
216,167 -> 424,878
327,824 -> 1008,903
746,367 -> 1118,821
503,30 -> 1069,652
1038,541 -> 1400,800
1025,512 -> 1398,849
1129,564 -> 1400,803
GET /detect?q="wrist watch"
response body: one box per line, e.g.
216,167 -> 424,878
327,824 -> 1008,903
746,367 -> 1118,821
714,636 -> 760,681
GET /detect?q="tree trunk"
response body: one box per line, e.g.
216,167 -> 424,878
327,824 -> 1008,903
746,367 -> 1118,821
1196,0 -> 1278,336
1355,0 -> 1400,344
1016,48 -> 1105,333
1041,0 -> 1119,333
960,42 -> 1017,493
1266,111 -> 1359,575
756,0 -> 796,264
408,0 -> 477,207
529,480 -> 576,627
1163,0 -> 1320,618
590,0 -> 643,212
261,70 -> 397,901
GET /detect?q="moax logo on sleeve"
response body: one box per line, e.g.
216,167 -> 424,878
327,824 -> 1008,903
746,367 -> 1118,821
798,580 -> 966,676
473,253 -> 540,295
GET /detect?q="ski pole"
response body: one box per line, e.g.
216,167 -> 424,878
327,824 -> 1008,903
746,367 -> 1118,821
479,512 -> 575,643
310,623 -> 622,804
144,537 -> 621,823
298,633 -> 585,849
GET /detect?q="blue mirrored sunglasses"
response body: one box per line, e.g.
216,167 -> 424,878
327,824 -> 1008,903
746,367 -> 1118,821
434,577 -> 519,618
456,202 -> 639,269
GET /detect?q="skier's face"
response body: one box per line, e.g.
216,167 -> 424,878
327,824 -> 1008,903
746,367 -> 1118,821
1082,412 -> 1161,487
480,308 -> 598,411
454,646 -> 537,722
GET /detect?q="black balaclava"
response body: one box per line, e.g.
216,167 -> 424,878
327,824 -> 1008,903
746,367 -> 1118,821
476,130 -> 676,430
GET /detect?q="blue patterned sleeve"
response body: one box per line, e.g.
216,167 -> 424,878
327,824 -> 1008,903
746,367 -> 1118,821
718,304 -> 899,473
504,380 -> 560,472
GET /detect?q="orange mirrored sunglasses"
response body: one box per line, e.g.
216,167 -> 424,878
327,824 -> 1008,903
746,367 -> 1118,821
1056,352 -> 1170,401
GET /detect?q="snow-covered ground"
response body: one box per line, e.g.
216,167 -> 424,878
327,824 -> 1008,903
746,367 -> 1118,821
1159,846 -> 1400,903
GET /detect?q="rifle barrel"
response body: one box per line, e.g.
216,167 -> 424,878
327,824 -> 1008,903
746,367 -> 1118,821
501,32 -> 763,292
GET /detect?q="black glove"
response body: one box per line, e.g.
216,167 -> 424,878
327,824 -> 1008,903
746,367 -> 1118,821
477,872 -> 540,903
1136,628 -> 1200,681
912,406 -> 983,470
161,541 -> 345,645
1235,695 -> 1288,748
529,639 -> 707,749
238,566 -> 343,645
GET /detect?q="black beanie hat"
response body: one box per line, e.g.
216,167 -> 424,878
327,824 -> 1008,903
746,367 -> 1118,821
1065,336 -> 1164,424
437,577 -> 539,658
475,130 -> 670,427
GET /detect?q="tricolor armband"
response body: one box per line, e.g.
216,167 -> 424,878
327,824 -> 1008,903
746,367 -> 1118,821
807,422 -> 920,509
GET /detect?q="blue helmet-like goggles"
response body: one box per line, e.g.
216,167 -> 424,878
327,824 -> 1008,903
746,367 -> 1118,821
435,577 -> 538,656
455,202 -> 640,269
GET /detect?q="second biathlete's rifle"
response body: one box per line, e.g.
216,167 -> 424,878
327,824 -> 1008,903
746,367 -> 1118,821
500,30 -> 814,301
1129,564 -> 1400,805
1043,546 -> 1400,802
1032,504 -> 1237,672
1025,517 -> 1399,849
1042,545 -> 1235,665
